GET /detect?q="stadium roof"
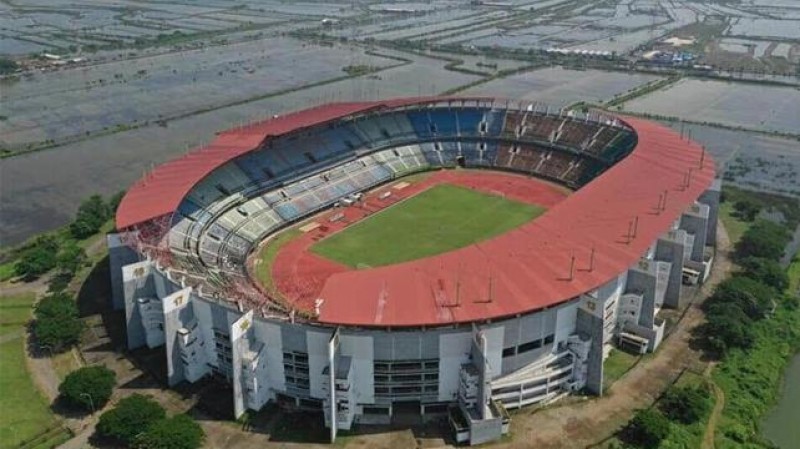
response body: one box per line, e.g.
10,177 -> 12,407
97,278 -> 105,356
116,97 -> 492,229
116,97 -> 715,328
314,117 -> 715,326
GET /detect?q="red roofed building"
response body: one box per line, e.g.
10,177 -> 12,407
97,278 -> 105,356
110,97 -> 720,444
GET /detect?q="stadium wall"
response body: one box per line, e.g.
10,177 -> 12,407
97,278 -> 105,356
109,98 -> 720,444
110,188 -> 718,443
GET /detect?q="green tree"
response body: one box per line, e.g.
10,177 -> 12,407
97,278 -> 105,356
622,409 -> 671,448
659,386 -> 709,424
56,240 -> 87,275
733,199 -> 761,221
108,190 -> 126,215
97,394 -> 166,445
132,414 -> 204,449
736,220 -> 791,261
703,303 -> 755,353
739,257 -> 789,291
59,366 -> 116,412
15,235 -> 59,279
706,276 -> 776,319
34,292 -> 83,351
70,195 -> 110,239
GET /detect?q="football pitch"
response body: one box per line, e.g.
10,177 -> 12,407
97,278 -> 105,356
311,184 -> 545,268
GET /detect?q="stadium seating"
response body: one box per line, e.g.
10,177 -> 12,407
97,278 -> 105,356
556,120 -> 600,149
166,105 -> 636,274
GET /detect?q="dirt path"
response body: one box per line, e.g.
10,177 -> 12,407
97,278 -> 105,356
702,363 -> 725,449
490,222 -> 733,449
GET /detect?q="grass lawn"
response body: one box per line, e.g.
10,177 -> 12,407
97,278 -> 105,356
0,261 -> 15,282
0,294 -> 68,449
718,201 -> 750,246
253,229 -> 301,293
0,293 -> 35,338
789,257 -> 800,295
603,348 -> 641,390
311,184 -> 544,268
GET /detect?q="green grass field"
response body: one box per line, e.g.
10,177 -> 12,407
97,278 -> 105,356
602,348 -> 641,391
0,294 -> 69,449
253,228 -> 301,293
311,184 -> 545,268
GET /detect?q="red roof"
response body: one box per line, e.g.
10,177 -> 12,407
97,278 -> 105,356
116,98 -> 715,327
116,96 -> 493,229
116,102 -> 377,229
314,117 -> 715,326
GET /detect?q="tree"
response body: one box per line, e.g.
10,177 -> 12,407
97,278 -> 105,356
132,414 -> 204,449
97,394 -> 166,445
739,257 -> 789,292
659,386 -> 709,424
733,199 -> 761,222
15,235 -> 59,279
736,220 -> 791,262
706,276 -> 776,319
70,195 -> 110,239
59,366 -> 116,412
622,409 -> 671,448
56,241 -> 87,275
108,190 -> 126,215
703,303 -> 755,353
34,292 -> 83,351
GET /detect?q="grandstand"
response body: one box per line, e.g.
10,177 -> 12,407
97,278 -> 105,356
109,97 -> 719,445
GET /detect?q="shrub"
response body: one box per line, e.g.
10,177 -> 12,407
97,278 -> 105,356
108,190 -> 125,215
15,235 -> 59,279
70,195 -> 111,239
34,292 -> 83,351
706,277 -> 776,320
132,414 -> 204,449
622,409 -> 671,448
659,385 -> 710,424
733,199 -> 761,221
56,241 -> 87,276
97,394 -> 166,445
59,366 -> 116,412
736,220 -> 791,262
739,257 -> 789,292
703,303 -> 755,353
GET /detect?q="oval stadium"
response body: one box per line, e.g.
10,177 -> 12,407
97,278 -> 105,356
109,97 -> 720,445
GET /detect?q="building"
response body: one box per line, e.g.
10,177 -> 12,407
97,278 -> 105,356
109,97 -> 719,445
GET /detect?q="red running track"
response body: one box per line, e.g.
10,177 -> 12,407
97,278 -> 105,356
268,170 -> 569,313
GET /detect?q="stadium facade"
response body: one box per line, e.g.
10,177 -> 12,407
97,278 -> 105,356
109,97 -> 719,445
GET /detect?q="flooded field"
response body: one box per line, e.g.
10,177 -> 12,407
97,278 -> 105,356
624,79 -> 800,135
464,67 -> 664,107
0,51 -> 480,246
1,38 -> 399,149
0,0 -> 356,55
762,353 -> 800,449
727,18 -> 800,40
663,122 -> 800,197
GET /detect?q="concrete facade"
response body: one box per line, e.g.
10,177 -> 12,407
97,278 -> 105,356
112,187 -> 719,445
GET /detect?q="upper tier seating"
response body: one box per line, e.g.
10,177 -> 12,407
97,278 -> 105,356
168,107 -> 635,273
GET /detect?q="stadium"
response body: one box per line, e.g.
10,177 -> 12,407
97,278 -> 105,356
108,97 -> 720,445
